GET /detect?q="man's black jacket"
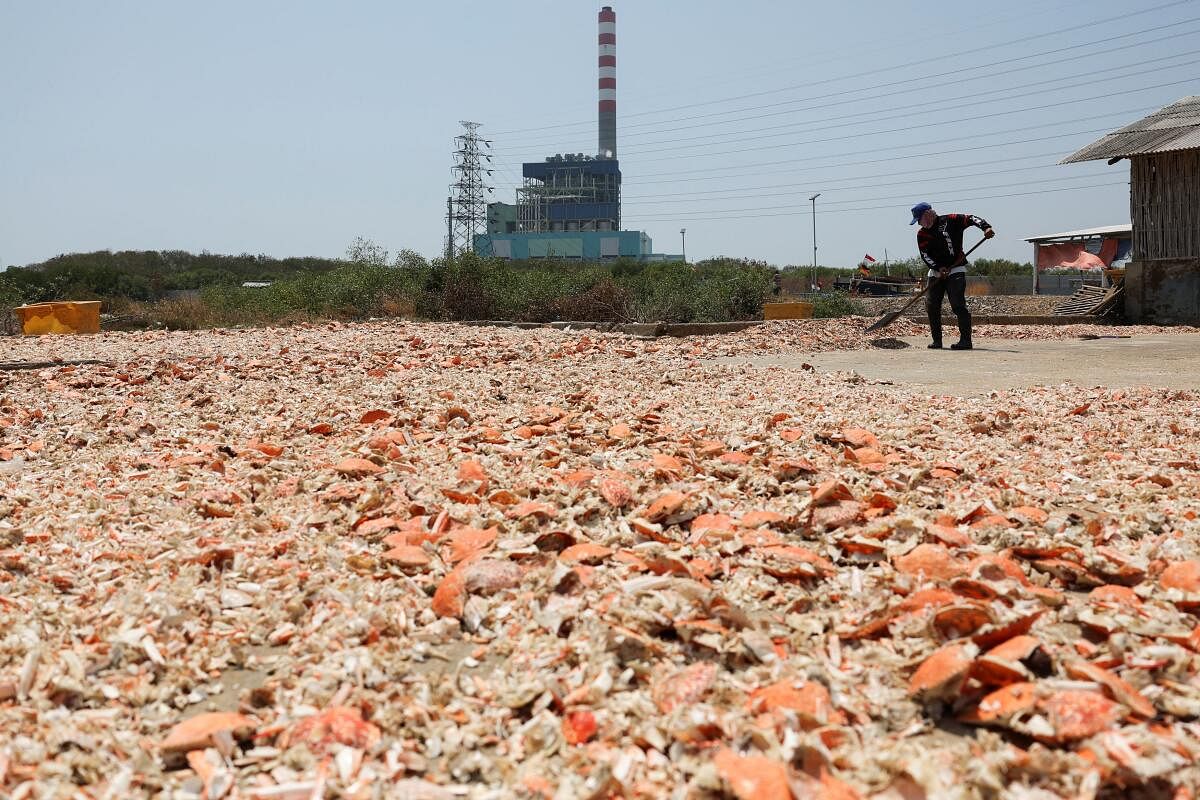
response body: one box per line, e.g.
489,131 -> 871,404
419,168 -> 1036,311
917,213 -> 990,273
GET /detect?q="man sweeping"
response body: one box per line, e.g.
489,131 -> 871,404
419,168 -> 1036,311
910,202 -> 995,350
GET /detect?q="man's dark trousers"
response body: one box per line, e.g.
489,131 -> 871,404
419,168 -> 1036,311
926,273 -> 971,346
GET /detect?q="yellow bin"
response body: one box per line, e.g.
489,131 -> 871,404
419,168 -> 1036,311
763,301 -> 814,320
16,301 -> 102,335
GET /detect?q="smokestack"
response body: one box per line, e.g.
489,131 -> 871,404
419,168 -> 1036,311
598,6 -> 616,159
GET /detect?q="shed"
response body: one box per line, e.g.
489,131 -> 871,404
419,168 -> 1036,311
1061,96 -> 1200,323
1022,224 -> 1132,294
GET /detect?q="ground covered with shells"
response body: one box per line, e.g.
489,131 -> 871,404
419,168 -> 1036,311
1,318 -> 1199,799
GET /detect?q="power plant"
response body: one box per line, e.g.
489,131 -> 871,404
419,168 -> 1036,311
473,7 -> 672,262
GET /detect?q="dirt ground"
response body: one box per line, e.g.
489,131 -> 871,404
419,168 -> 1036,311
717,333 -> 1200,397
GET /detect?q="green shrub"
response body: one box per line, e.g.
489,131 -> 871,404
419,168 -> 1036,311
2,244 -> 782,330
810,291 -> 864,318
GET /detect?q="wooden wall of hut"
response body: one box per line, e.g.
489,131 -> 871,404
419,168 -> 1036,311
1131,149 -> 1200,261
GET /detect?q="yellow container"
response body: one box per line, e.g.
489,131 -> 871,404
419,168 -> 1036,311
763,301 -> 814,320
16,301 -> 102,335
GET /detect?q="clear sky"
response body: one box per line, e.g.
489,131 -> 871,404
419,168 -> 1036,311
2,0 -> 1197,269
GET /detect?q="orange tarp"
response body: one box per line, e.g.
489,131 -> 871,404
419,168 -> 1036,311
1036,239 -> 1119,271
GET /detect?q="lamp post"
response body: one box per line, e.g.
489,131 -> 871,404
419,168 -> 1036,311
809,193 -> 820,293
680,228 -> 687,264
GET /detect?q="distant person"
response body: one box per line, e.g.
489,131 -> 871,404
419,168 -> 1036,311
772,269 -> 782,296
910,202 -> 995,350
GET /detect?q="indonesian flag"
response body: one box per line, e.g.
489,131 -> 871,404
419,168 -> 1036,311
863,253 -> 876,263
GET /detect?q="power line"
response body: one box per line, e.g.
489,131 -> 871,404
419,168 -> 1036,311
486,110 -> 1151,197
606,49 -> 1200,156
619,152 -> 1070,199
495,20 -> 1200,150
495,79 -> 1194,169
632,110 -> 1159,178
623,169 -> 1114,206
623,181 -> 1130,223
489,0 -> 1194,136
630,150 -> 1073,187
610,0 -> 1096,106
622,172 -> 1117,215
486,109 -> 1157,193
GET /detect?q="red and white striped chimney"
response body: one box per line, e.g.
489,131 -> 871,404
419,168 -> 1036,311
598,6 -> 617,159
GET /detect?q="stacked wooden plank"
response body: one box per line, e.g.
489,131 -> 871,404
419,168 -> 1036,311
1052,284 -> 1124,316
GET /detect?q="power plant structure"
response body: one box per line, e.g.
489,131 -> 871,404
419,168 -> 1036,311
474,7 -> 675,262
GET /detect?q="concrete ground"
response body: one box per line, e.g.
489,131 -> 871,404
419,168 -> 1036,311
716,333 -> 1200,397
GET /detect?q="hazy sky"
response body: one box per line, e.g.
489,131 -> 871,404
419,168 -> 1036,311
3,0 -> 1197,268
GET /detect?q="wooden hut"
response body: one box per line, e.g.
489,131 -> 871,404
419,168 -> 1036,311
1061,96 -> 1200,323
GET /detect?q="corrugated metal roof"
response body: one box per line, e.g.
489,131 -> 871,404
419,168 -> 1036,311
1023,224 -> 1132,243
1060,96 -> 1200,163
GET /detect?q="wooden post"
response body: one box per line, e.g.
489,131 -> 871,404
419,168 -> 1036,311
1032,242 -> 1039,295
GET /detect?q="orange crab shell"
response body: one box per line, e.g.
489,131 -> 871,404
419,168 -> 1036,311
908,642 -> 977,700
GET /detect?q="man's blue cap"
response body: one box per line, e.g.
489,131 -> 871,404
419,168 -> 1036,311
910,202 -> 932,225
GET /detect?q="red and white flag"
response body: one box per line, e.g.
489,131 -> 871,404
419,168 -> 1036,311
863,253 -> 876,263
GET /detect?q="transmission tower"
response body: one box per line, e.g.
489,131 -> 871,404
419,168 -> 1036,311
446,121 -> 493,260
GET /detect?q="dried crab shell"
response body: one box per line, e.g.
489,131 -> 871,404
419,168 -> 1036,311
280,706 -> 382,755
968,553 -> 1031,586
334,457 -> 384,476
961,682 -> 1039,725
160,712 -> 255,754
559,542 -> 613,564
971,608 -> 1045,651
1064,660 -> 1156,719
713,748 -> 792,800
1031,558 -> 1103,588
599,478 -> 633,508
1038,690 -> 1124,742
1089,584 -> 1143,608
949,577 -> 1001,601
842,588 -> 959,640
652,661 -> 719,713
1160,560 -> 1200,608
758,545 -> 836,580
930,603 -> 994,640
811,480 -> 855,507
1088,547 -> 1148,586
970,635 -> 1048,687
812,499 -> 865,532
894,544 -> 968,582
643,491 -> 688,523
908,643 -> 978,701
381,544 -> 431,568
690,513 -> 736,537
747,679 -> 847,728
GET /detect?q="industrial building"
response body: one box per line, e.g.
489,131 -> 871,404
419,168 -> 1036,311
475,7 -> 676,262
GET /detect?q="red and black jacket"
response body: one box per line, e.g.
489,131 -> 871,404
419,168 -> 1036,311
917,213 -> 990,272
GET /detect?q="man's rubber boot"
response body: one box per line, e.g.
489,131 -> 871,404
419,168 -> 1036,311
927,311 -> 942,350
950,316 -> 972,350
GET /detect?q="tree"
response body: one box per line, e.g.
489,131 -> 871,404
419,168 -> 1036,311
346,237 -> 390,267
394,249 -> 429,270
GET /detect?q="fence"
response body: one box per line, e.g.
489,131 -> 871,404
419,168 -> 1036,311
967,273 -> 1103,296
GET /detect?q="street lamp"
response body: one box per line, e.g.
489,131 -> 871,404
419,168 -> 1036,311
680,228 -> 687,264
809,193 -> 821,293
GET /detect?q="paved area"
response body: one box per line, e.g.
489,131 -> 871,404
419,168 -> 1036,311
716,334 -> 1200,396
